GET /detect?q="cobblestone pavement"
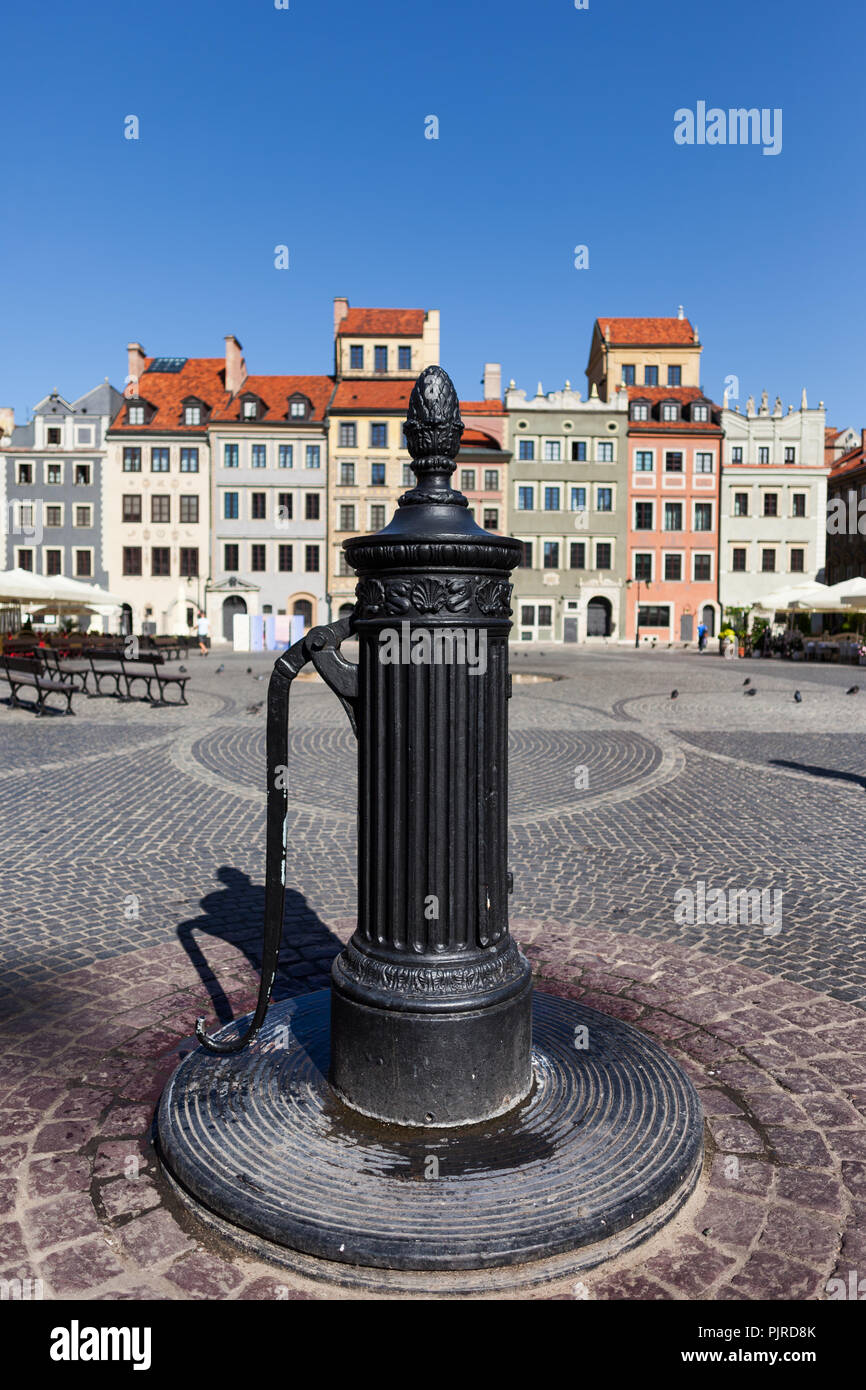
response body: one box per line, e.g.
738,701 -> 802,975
0,644 -> 865,1299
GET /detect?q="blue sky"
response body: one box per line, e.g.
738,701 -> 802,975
2,0 -> 864,425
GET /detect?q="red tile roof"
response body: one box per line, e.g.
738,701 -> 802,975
331,380 -> 414,411
109,357 -> 230,432
337,309 -> 426,338
597,317 -> 697,345
459,428 -> 502,450
460,400 -> 506,415
214,375 -> 334,423
626,385 -> 721,432
829,445 -> 866,481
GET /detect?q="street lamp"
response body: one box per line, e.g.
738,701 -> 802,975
627,576 -> 650,648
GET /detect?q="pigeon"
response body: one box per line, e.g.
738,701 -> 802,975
846,685 -> 860,695
246,701 -> 264,715
670,690 -> 678,700
743,678 -> 751,686
745,687 -> 757,696
215,664 -> 225,674
253,674 -> 264,681
246,666 -> 253,674
179,665 -> 187,673
794,690 -> 802,703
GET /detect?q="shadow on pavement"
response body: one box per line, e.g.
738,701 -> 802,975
770,758 -> 866,791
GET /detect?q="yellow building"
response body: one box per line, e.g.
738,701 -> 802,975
585,311 -> 702,400
327,300 -> 439,615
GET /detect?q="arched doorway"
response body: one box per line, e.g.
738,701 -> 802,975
338,603 -> 354,620
293,599 -> 313,631
701,604 -> 716,637
586,596 -> 612,637
120,603 -> 133,636
222,595 -> 247,641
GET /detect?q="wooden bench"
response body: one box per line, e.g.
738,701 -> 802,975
0,655 -> 82,716
85,649 -> 127,697
37,647 -> 93,692
121,655 -> 189,705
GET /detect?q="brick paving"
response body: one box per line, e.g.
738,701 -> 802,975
1,645 -> 865,1298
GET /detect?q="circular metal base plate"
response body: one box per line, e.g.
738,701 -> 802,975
157,990 -> 703,1278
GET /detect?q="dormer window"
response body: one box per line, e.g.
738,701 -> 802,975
242,399 -> 258,420
631,402 -> 649,421
127,404 -> 145,426
184,404 -> 201,426
289,396 -> 308,419
692,403 -> 709,422
47,427 -> 62,445
661,402 -> 679,422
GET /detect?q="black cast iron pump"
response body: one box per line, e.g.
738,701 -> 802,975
196,365 -> 532,1126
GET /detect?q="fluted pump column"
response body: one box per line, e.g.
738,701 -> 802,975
329,366 -> 532,1125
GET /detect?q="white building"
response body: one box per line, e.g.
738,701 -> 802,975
719,389 -> 828,611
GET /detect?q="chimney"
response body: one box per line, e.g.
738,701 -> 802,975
334,297 -> 350,338
677,305 -> 684,319
127,342 -> 146,390
482,363 -> 502,402
225,335 -> 247,395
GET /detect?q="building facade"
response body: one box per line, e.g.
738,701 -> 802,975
505,381 -> 630,642
586,310 -> 701,402
720,390 -> 828,610
826,430 -> 866,584
3,382 -> 122,588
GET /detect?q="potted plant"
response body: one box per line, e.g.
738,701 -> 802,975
719,625 -> 737,658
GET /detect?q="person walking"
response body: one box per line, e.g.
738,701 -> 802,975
197,610 -> 211,657
697,621 -> 708,653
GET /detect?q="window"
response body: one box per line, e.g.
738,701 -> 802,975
374,346 -> 388,371
596,486 -> 613,512
398,346 -> 411,369
595,542 -> 612,569
520,540 -> 533,567
484,469 -> 499,491
572,441 -> 587,461
151,448 -> 169,473
732,548 -> 747,572
483,508 -> 498,530
792,493 -> 806,518
277,492 -> 292,523
644,366 -> 658,386
47,463 -> 62,485
758,447 -> 770,465
74,464 -> 91,486
17,549 -> 33,570
570,542 -> 585,570
543,541 -> 560,569
664,501 -> 683,531
123,547 -> 142,576
17,463 -> 33,484
127,405 -> 144,426
350,345 -> 364,369
151,547 -> 170,576
665,451 -> 683,472
180,496 -> 199,524
762,549 -> 776,572
635,450 -> 653,471
305,494 -> 320,521
180,448 -> 199,472
306,445 -> 321,469
278,544 -> 293,572
622,364 -> 636,385
338,422 -> 358,449
638,605 -> 670,627
570,486 -> 587,511
72,505 -> 90,528
122,495 -> 142,522
694,554 -> 712,582
371,462 -> 386,486
543,440 -> 561,461
692,404 -> 708,422
695,452 -> 714,473
662,403 -> 679,422
224,492 -> 239,520
45,549 -> 62,576
694,503 -> 712,532
184,404 -> 201,426
370,504 -> 386,529
631,403 -> 649,421
252,444 -> 267,468
224,544 -> 239,571
517,486 -> 539,514
461,469 -> 476,490
664,554 -> 682,581
370,423 -> 387,449
790,548 -> 805,572
733,492 -> 749,517
224,443 -> 239,468
251,492 -> 267,520
18,502 -> 35,529
336,551 -> 351,576
668,366 -> 681,386
763,493 -> 778,517
635,502 -> 653,530
544,486 -> 561,511
179,547 -> 198,577
278,444 -> 293,469
731,446 -> 743,463
151,496 -> 170,523
634,553 -> 652,581
251,544 -> 266,572
402,464 -> 414,486
597,441 -> 614,462
784,447 -> 796,464
46,505 -> 61,527
242,399 -> 258,420
305,544 -> 320,572
518,439 -> 535,461
337,504 -> 354,530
